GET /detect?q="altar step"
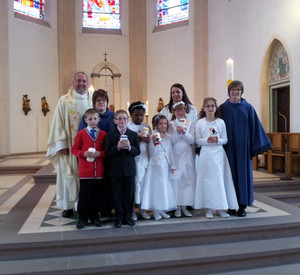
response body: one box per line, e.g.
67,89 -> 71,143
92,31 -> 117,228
1,219 -> 300,274
0,164 -> 43,174
32,163 -> 56,184
254,180 -> 300,207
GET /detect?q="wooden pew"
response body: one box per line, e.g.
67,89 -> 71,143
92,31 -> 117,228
266,132 -> 300,176
287,133 -> 300,176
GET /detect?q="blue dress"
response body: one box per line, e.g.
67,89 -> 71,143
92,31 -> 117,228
220,98 -> 272,206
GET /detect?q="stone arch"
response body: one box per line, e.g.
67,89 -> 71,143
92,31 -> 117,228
261,37 -> 290,131
91,61 -> 122,110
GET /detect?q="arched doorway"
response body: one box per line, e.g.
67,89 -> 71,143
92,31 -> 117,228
261,39 -> 290,133
91,61 -> 122,110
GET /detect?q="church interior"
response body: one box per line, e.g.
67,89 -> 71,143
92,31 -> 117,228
1,0 -> 300,273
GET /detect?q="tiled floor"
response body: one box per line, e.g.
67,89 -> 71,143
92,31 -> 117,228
0,153 -> 295,238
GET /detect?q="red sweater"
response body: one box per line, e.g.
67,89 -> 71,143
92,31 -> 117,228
71,128 -> 106,179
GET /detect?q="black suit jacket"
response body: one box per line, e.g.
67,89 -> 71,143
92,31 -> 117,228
105,128 -> 140,177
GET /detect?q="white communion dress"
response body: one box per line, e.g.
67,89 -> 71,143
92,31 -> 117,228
127,121 -> 151,204
194,118 -> 238,210
170,118 -> 196,206
141,132 -> 177,212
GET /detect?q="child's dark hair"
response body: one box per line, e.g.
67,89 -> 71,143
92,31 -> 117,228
128,101 -> 146,115
152,114 -> 168,130
92,89 -> 109,106
84,108 -> 100,119
199,97 -> 221,119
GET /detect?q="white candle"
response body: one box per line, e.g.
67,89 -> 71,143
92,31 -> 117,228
145,100 -> 149,116
226,58 -> 234,83
88,85 -> 94,93
127,101 -> 130,111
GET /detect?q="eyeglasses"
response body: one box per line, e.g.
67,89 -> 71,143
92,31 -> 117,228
204,105 -> 216,108
115,117 -> 128,121
230,88 -> 241,92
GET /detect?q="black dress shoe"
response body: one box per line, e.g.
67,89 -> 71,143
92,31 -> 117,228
237,208 -> 246,217
123,219 -> 135,226
76,218 -> 86,229
227,209 -> 236,216
114,220 -> 122,228
91,217 -> 102,227
62,209 -> 73,218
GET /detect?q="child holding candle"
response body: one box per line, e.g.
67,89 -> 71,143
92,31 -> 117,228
105,109 -> 140,228
141,114 -> 177,220
71,108 -> 106,229
170,101 -> 196,217
127,101 -> 152,220
194,97 -> 238,219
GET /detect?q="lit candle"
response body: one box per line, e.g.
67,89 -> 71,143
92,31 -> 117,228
88,85 -> 94,93
127,101 -> 130,111
226,58 -> 234,86
145,100 -> 149,116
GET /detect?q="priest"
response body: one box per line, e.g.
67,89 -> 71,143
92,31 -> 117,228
47,72 -> 93,217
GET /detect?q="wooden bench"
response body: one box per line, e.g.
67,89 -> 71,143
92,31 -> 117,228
265,132 -> 300,176
287,133 -> 300,176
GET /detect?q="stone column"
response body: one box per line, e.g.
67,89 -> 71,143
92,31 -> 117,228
194,0 -> 209,109
128,0 -> 147,103
0,1 -> 10,156
57,0 -> 77,96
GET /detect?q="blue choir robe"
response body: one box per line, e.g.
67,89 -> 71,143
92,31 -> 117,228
220,98 -> 272,207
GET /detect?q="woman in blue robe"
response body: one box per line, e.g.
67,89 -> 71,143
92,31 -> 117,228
220,80 -> 272,217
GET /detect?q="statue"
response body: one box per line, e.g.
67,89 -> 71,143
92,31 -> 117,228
41,96 -> 50,116
157,97 -> 164,113
22,94 -> 31,115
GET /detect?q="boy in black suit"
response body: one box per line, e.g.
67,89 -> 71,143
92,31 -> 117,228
106,109 -> 140,228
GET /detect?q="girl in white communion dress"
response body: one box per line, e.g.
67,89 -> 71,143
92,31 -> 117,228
141,114 -> 177,221
194,97 -> 238,219
170,101 -> 196,218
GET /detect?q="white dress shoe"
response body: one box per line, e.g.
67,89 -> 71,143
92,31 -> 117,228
217,210 -> 230,218
153,210 -> 162,221
181,206 -> 192,217
206,209 -> 214,219
140,210 -> 151,220
174,207 -> 181,217
159,211 -> 170,219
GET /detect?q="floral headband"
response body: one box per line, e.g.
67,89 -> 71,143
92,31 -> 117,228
130,103 -> 146,112
172,101 -> 186,110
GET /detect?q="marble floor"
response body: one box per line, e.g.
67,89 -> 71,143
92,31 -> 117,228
0,153 -> 295,237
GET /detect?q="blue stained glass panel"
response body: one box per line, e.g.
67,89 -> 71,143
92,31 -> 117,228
157,0 -> 189,26
14,0 -> 45,20
83,0 -> 120,29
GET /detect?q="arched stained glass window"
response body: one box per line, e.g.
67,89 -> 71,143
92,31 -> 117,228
14,0 -> 45,21
157,0 -> 189,26
83,0 -> 120,29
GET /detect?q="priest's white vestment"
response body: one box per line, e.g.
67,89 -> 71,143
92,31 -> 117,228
47,88 -> 93,209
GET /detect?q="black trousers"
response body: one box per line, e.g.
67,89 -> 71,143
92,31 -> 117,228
110,176 -> 135,222
77,178 -> 103,220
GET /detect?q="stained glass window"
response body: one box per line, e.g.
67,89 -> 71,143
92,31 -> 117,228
14,0 -> 45,21
83,0 -> 120,29
157,0 -> 189,26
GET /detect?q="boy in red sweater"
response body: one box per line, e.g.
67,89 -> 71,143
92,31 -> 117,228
72,108 -> 106,229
